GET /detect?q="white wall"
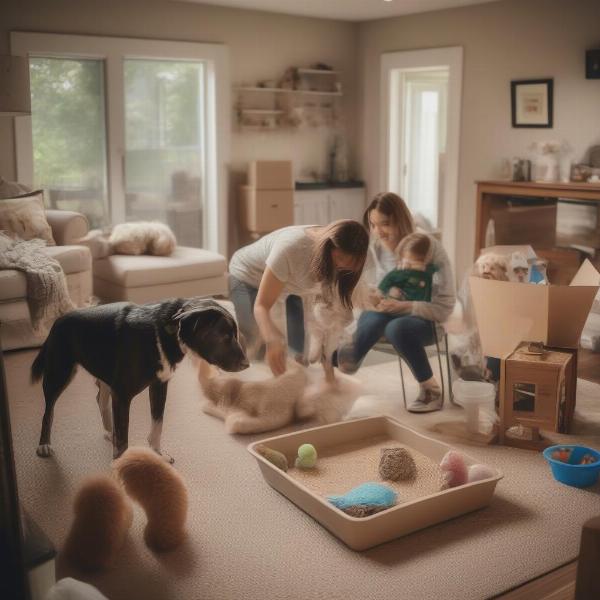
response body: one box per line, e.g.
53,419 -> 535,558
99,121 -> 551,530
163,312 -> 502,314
0,0 -> 359,254
358,0 -> 600,277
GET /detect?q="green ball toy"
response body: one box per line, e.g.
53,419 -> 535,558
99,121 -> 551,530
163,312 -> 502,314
295,443 -> 317,469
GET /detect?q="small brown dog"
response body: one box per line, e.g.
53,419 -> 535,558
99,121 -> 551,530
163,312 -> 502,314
62,475 -> 133,571
113,447 -> 188,552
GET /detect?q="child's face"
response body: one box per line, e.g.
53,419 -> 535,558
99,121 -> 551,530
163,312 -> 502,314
400,251 -> 427,271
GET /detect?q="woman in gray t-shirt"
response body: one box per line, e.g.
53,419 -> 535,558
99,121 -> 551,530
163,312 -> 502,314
228,220 -> 369,376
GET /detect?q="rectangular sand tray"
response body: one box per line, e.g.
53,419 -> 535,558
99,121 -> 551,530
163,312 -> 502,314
248,415 -> 503,550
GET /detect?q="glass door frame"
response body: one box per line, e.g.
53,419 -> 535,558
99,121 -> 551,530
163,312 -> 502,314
380,46 -> 462,269
11,31 -> 230,254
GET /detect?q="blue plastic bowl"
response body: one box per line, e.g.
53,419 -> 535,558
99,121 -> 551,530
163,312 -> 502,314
543,445 -> 600,488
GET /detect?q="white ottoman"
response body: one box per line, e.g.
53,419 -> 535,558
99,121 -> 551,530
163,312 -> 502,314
93,246 -> 227,304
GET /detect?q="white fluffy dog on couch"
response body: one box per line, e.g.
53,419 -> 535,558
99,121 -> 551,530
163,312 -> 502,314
78,221 -> 176,258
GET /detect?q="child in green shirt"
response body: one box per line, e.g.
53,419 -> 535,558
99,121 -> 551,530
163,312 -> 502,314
375,232 -> 437,303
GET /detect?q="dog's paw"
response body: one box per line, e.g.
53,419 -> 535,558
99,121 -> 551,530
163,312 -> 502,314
152,449 -> 175,464
225,415 -> 245,434
161,452 -> 175,464
36,444 -> 53,458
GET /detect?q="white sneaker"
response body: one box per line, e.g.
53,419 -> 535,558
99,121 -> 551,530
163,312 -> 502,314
407,387 -> 443,413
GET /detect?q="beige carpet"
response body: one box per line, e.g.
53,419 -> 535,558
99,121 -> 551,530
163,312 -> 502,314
5,348 -> 600,600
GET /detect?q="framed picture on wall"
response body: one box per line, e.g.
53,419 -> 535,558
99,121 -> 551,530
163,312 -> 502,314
511,78 -> 553,128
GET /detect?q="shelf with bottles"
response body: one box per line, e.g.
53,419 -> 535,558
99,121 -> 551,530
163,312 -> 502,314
234,64 -> 343,131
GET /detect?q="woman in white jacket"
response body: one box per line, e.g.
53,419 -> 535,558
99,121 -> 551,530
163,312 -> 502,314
336,192 -> 456,412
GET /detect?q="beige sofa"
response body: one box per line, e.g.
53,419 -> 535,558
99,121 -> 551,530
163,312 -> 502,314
92,247 -> 228,304
0,210 -> 92,351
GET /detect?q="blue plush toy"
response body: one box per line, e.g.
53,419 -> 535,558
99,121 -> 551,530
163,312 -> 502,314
327,482 -> 397,517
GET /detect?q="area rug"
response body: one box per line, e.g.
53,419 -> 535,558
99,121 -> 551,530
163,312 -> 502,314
4,348 -> 600,600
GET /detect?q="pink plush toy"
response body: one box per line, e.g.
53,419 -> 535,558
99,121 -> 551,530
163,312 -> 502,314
467,463 -> 495,482
439,450 -> 469,488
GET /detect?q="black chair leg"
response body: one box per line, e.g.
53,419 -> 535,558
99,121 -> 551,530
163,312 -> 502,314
397,358 -> 407,409
444,334 -> 456,405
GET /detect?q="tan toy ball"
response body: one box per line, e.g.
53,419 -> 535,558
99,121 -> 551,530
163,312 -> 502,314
62,475 -> 133,571
379,447 -> 416,481
113,447 -> 188,552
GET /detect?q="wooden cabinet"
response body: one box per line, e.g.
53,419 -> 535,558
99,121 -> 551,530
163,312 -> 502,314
475,180 -> 600,282
294,188 -> 365,226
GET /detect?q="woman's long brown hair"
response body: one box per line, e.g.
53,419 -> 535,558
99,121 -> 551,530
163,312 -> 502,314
309,219 -> 369,309
363,192 -> 415,242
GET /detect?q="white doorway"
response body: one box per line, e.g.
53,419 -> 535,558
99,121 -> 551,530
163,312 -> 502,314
381,47 -> 462,267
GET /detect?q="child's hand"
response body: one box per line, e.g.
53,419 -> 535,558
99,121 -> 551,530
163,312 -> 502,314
388,286 -> 405,300
377,299 -> 412,315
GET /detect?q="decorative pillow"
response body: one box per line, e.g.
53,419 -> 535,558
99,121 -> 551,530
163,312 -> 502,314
0,190 -> 55,246
0,176 -> 32,199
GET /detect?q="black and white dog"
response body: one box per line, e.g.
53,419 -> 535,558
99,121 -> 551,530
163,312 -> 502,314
31,297 -> 248,462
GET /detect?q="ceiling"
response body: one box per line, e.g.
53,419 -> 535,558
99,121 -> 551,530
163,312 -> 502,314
175,0 -> 503,22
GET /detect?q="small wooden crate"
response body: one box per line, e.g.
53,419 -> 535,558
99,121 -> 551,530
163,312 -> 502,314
499,343 -> 577,450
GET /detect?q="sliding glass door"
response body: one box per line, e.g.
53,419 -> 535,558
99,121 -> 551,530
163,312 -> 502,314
12,33 -> 229,253
124,59 -> 205,247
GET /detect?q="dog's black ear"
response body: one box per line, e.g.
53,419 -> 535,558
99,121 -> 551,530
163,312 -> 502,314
175,300 -> 237,344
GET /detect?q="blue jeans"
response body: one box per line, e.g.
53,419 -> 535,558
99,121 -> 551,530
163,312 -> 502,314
228,275 -> 305,355
336,311 -> 436,383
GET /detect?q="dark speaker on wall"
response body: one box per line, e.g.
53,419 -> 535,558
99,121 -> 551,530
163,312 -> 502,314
586,49 -> 600,79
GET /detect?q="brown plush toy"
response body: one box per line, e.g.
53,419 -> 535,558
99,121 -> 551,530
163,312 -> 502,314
113,447 -> 188,552
62,475 -> 133,571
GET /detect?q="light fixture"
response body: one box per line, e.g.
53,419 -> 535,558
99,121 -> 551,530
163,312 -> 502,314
0,55 -> 31,116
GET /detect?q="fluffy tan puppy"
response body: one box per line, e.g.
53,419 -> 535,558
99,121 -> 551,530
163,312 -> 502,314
77,222 -> 176,259
62,475 -> 132,571
198,359 -> 310,434
198,359 -> 359,433
109,221 -> 176,256
475,253 -> 509,281
113,447 -> 188,552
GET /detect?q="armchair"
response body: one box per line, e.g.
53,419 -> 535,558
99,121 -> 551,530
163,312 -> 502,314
0,209 -> 93,350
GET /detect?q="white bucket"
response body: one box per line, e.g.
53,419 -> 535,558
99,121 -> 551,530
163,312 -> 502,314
452,379 -> 497,434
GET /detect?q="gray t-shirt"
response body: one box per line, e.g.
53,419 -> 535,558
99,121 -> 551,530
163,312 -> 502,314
229,225 -> 320,297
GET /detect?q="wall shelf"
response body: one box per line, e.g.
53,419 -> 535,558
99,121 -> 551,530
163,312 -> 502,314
235,65 -> 343,131
297,68 -> 341,75
236,87 -> 342,97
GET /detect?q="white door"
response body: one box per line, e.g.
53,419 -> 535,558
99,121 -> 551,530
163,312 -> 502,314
381,47 -> 463,267
401,75 -> 447,228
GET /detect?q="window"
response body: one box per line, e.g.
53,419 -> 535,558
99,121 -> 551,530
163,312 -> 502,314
30,57 -> 108,228
12,32 -> 229,254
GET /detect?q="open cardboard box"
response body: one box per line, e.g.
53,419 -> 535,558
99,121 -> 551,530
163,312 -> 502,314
470,246 -> 600,359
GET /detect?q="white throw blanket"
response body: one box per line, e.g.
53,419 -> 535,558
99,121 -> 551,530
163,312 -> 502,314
0,233 -> 74,333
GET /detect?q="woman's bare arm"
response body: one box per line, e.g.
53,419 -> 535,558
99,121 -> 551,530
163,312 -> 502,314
254,267 -> 287,375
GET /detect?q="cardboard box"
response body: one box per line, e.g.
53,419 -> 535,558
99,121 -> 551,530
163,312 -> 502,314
470,256 -> 600,359
500,344 -> 576,443
248,160 -> 293,190
240,186 -> 294,233
535,247 -> 585,286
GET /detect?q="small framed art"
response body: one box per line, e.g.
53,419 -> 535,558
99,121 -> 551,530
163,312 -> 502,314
511,78 -> 553,128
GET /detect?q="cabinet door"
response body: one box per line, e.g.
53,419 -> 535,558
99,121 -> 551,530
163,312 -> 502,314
294,191 -> 330,225
328,188 -> 366,222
